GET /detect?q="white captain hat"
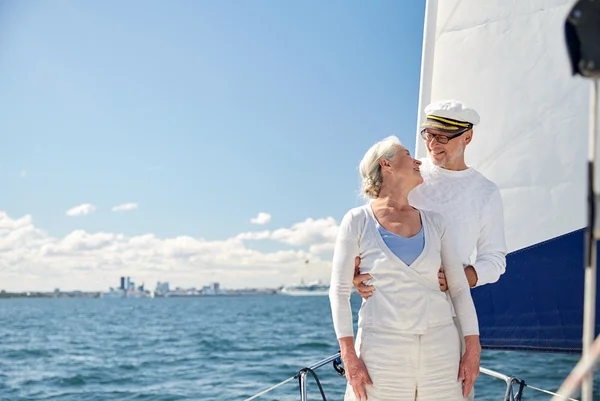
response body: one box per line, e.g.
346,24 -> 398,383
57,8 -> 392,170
421,99 -> 480,134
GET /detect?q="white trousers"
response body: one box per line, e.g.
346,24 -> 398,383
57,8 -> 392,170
344,323 -> 464,401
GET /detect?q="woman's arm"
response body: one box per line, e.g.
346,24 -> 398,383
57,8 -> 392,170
329,210 -> 360,339
439,221 -> 479,337
328,210 -> 373,399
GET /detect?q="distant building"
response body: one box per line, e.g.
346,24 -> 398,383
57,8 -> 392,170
200,282 -> 223,295
155,281 -> 170,295
125,277 -> 135,291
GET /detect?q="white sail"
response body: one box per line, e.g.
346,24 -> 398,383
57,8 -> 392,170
415,0 -> 589,253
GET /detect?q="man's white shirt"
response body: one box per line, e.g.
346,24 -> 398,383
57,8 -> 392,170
408,157 -> 507,286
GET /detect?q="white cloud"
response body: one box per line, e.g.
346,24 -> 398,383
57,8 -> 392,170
19,170 -> 27,178
250,212 -> 271,225
309,242 -> 336,255
0,210 -> 341,292
271,217 -> 338,246
236,230 -> 271,240
0,212 -> 51,251
111,203 -> 139,212
66,203 -> 96,217
238,217 -> 338,253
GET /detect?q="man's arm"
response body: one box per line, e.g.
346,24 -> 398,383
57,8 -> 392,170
471,188 -> 507,287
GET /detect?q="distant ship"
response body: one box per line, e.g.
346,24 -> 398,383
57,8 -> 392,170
280,279 -> 329,296
100,288 -> 125,298
100,287 -> 152,299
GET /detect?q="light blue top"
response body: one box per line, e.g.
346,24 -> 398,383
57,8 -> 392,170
377,223 -> 425,266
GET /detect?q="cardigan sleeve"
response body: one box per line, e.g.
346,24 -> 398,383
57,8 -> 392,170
328,209 -> 361,339
436,213 -> 480,336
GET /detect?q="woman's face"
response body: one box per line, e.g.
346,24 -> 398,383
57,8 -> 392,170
381,145 -> 423,188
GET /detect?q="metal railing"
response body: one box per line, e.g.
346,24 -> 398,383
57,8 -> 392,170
244,353 -> 342,401
244,352 -> 581,401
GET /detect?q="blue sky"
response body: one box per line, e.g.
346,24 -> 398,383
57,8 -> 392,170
0,0 -> 426,291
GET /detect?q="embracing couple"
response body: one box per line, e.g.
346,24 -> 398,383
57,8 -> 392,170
329,99 -> 507,401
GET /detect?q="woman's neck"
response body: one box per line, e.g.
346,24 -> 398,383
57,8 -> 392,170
375,185 -> 413,210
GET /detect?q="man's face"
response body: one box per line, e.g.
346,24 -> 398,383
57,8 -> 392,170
423,128 -> 472,168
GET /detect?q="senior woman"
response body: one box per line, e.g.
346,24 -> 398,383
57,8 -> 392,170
329,135 -> 481,401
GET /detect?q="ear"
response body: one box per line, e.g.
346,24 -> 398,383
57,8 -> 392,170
379,158 -> 391,171
464,129 -> 473,145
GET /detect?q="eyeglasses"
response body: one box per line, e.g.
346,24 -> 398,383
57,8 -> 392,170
420,129 -> 468,144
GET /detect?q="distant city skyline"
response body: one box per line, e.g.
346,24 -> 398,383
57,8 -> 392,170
0,1 -> 426,292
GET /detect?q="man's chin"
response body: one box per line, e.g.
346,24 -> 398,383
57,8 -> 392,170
429,155 -> 446,166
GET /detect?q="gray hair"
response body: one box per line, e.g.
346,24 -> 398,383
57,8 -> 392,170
359,135 -> 403,199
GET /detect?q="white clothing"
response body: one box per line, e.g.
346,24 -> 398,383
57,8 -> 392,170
409,157 -> 505,401
408,158 -> 507,287
345,323 -> 464,401
329,204 -> 479,340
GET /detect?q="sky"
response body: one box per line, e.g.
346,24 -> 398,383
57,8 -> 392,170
0,0 -> 427,292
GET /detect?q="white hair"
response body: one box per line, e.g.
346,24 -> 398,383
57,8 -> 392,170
359,135 -> 404,199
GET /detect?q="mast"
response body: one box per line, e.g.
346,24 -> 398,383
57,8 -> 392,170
414,0 -> 438,158
582,79 -> 599,401
555,2 -> 600,399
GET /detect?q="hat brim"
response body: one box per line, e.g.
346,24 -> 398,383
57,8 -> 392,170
421,121 -> 469,134
421,115 -> 473,134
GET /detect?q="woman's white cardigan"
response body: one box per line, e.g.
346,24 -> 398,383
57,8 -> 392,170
329,204 -> 479,339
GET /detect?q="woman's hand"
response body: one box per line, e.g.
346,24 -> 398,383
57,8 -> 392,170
458,335 -> 481,397
343,353 -> 373,400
